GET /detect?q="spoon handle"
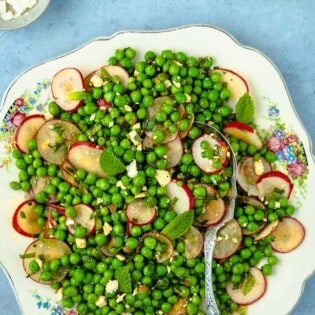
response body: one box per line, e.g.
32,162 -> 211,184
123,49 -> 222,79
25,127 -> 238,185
204,227 -> 221,315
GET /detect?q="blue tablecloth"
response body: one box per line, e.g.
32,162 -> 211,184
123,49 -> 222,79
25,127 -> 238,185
0,1 -> 314,314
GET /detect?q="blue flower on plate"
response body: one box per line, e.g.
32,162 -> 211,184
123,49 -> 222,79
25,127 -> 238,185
18,105 -> 29,114
286,153 -> 297,164
268,106 -> 280,117
51,306 -> 64,315
274,128 -> 285,139
276,150 -> 286,161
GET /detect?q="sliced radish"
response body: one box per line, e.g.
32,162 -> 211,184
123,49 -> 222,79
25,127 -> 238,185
66,204 -> 96,236
226,267 -> 267,305
12,200 -> 43,237
126,199 -> 157,226
143,232 -> 174,263
271,216 -> 305,253
254,220 -> 279,242
165,180 -> 194,214
236,196 -> 266,210
213,218 -> 242,259
30,176 -> 57,203
181,226 -> 203,259
223,121 -> 262,150
165,135 -> 184,168
192,133 -> 229,174
51,67 -> 85,112
47,203 -> 65,215
14,114 -> 46,153
212,68 -> 249,110
61,160 -> 79,187
237,156 -> 271,196
36,119 -> 80,165
22,239 -> 71,284
256,170 -> 294,200
195,185 -> 226,227
145,96 -> 179,143
179,112 -> 194,139
85,65 -> 129,89
68,141 -> 106,178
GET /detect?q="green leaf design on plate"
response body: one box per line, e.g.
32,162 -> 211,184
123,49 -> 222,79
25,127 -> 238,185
235,93 -> 255,124
161,210 -> 194,240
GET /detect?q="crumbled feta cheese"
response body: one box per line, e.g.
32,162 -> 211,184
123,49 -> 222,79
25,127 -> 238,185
116,293 -> 126,303
75,238 -> 87,249
106,280 -> 119,293
274,201 -> 281,209
90,74 -> 103,88
103,222 -> 112,236
254,159 -> 265,176
1,0 -> 37,20
126,159 -> 138,178
124,104 -> 133,112
116,254 -> 126,261
128,130 -> 142,146
95,296 -> 107,308
116,180 -> 127,189
155,169 -> 171,187
134,192 -> 146,199
66,218 -> 75,226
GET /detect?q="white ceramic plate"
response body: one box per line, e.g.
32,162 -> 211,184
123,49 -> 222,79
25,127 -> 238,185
0,25 -> 314,315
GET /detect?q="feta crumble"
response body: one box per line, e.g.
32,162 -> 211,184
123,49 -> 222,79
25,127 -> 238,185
1,0 -> 37,21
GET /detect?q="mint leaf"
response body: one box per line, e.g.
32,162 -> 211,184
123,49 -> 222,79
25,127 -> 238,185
115,266 -> 132,293
67,91 -> 87,100
235,93 -> 255,124
241,272 -> 255,296
100,149 -> 125,176
161,210 -> 194,240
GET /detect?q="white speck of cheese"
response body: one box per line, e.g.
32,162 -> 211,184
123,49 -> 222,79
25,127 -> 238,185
106,280 -> 119,294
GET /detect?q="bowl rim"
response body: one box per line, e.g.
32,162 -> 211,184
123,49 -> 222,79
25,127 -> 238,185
0,0 -> 50,30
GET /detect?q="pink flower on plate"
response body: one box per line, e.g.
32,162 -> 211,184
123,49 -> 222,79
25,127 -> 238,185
284,134 -> 299,144
266,135 -> 282,153
287,160 -> 305,177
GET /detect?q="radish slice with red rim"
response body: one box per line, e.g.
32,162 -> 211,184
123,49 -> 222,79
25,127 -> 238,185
223,121 -> 262,150
254,220 -> 279,242
12,200 -> 43,237
30,176 -> 57,203
213,218 -> 242,259
22,239 -> 71,284
256,170 -> 294,200
142,232 -> 174,263
237,156 -> 271,196
226,267 -> 267,305
61,160 -> 79,187
68,141 -> 106,178
51,67 -> 85,112
194,185 -> 226,227
271,216 -> 305,253
182,226 -> 203,259
211,68 -> 249,110
14,114 -> 46,153
126,199 -> 157,226
36,119 -> 81,165
165,135 -> 184,168
66,204 -> 96,236
165,180 -> 194,214
192,133 -> 229,174
85,65 -> 129,89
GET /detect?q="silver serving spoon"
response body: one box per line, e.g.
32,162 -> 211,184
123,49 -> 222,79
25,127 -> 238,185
194,122 -> 237,315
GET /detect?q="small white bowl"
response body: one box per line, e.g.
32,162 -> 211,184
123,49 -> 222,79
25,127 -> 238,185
0,0 -> 50,30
